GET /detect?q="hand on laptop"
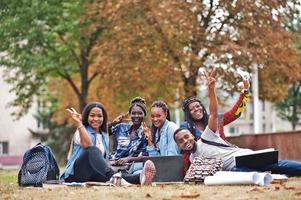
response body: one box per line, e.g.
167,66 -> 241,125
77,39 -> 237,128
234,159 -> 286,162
116,157 -> 132,166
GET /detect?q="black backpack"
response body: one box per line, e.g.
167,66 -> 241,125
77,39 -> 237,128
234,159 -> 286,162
18,143 -> 60,187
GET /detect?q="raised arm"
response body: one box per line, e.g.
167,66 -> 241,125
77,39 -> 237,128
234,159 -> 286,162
66,107 -> 92,148
205,69 -> 218,132
221,78 -> 250,126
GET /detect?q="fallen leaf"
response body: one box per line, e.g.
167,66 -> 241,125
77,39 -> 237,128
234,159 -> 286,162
284,186 -> 295,190
180,193 -> 200,198
294,192 -> 301,196
145,193 -> 152,198
249,188 -> 265,193
271,180 -> 287,184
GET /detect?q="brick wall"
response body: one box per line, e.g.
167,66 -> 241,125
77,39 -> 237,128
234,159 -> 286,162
0,155 -> 23,166
227,130 -> 301,161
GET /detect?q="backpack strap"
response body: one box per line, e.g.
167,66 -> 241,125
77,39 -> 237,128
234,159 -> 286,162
201,138 -> 234,148
67,138 -> 74,161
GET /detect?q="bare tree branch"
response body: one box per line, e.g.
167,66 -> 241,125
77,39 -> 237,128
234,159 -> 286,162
88,72 -> 99,85
57,70 -> 81,98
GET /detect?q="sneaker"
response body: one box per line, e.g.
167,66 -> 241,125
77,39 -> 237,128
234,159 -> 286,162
120,177 -> 132,187
109,172 -> 132,187
140,160 -> 156,186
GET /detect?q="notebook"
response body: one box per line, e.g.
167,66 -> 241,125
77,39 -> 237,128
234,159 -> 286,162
235,148 -> 278,168
142,155 -> 184,183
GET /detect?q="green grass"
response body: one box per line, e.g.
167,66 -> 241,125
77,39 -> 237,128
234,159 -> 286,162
1,170 -> 301,200
0,170 -> 18,197
0,171 -> 17,184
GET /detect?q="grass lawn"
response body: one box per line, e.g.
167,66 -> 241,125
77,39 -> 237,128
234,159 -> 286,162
1,170 -> 301,200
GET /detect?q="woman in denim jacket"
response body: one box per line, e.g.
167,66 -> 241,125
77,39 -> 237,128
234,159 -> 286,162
109,97 -> 150,162
147,100 -> 180,156
108,97 -> 155,178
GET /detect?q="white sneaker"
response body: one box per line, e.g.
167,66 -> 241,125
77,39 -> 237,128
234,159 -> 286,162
120,177 -> 132,187
109,172 -> 132,187
140,160 -> 156,186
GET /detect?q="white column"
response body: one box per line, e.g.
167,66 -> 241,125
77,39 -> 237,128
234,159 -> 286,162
252,64 -> 261,133
271,106 -> 276,132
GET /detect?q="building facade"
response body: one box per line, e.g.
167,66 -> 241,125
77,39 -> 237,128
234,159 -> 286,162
223,98 -> 300,137
0,68 -> 38,168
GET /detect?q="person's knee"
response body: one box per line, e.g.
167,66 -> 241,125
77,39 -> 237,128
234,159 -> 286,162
86,146 -> 102,155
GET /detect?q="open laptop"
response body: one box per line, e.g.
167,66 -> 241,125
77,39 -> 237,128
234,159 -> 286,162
142,155 -> 184,183
235,149 -> 278,168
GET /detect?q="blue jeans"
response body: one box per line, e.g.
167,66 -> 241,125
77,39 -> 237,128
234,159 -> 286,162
231,160 -> 301,177
128,162 -> 143,175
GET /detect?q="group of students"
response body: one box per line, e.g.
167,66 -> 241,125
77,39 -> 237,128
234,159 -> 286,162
61,97 -> 180,185
60,69 -> 301,186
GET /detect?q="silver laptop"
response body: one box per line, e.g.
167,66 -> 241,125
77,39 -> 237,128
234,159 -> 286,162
142,155 -> 184,183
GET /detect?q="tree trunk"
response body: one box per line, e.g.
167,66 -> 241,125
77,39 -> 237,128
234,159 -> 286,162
183,73 -> 198,98
79,63 -> 89,112
292,122 -> 296,131
291,82 -> 301,131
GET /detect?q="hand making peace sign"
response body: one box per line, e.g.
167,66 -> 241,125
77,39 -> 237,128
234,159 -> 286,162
66,107 -> 82,127
203,67 -> 217,90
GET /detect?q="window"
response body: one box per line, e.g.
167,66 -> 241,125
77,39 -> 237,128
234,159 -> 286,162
250,123 -> 253,131
236,127 -> 239,134
229,127 -> 239,134
0,141 -> 9,155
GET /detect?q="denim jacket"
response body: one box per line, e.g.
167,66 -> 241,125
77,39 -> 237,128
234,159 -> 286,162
61,126 -> 109,180
110,122 -> 148,160
180,121 -> 202,137
147,120 -> 180,156
180,114 -> 226,138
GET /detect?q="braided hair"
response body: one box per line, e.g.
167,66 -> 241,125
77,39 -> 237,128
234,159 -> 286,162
128,97 -> 147,116
151,100 -> 170,134
151,100 -> 170,120
182,97 -> 208,137
150,100 -> 171,148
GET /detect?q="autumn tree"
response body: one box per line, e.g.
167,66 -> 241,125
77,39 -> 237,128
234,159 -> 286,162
89,0 -> 181,116
274,17 -> 301,131
0,0 -> 109,117
58,0 -> 301,119
1,0 -> 301,120
0,0 -> 181,121
136,0 -> 301,100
